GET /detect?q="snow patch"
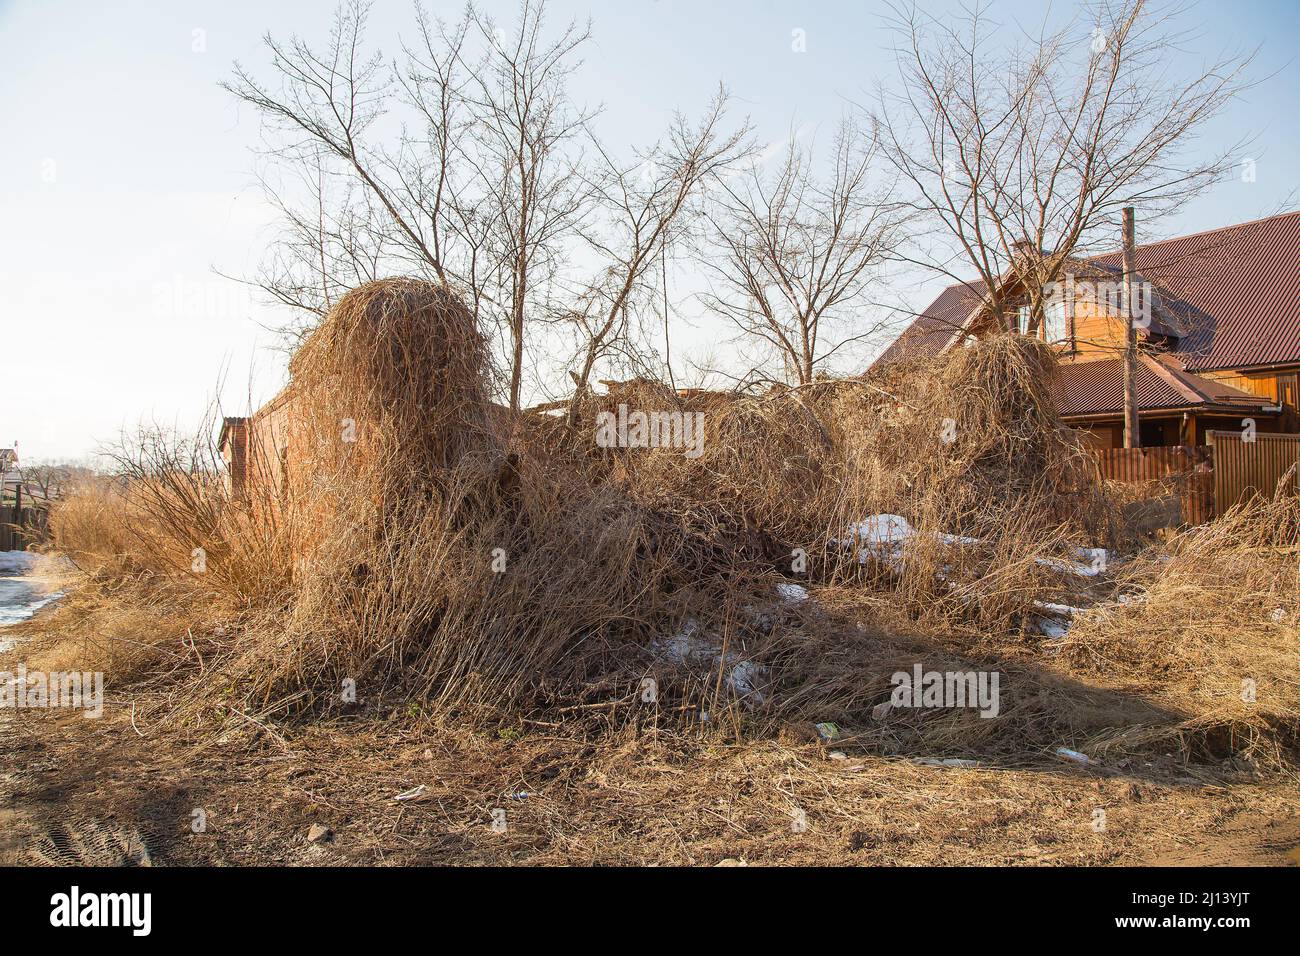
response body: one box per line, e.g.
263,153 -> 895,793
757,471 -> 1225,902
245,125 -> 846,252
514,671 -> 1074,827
727,660 -> 768,704
775,582 -> 808,604
654,618 -> 768,707
0,551 -> 38,574
848,513 -> 914,545
1034,616 -> 1071,640
654,617 -> 718,664
839,516 -> 1112,584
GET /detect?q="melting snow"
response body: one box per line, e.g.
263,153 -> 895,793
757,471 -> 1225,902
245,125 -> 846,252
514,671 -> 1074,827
775,582 -> 808,603
0,551 -> 37,575
840,516 -> 1111,584
727,660 -> 768,704
0,551 -> 64,649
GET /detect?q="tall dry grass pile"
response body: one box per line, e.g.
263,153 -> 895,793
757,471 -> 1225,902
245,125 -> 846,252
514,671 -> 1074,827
828,336 -> 1115,630
1060,484 -> 1300,768
44,282 -> 1297,772
548,334 -> 1113,633
196,280 -> 746,720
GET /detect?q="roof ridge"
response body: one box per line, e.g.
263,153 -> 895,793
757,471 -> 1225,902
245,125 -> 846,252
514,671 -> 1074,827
1084,209 -> 1300,261
925,210 -> 1300,295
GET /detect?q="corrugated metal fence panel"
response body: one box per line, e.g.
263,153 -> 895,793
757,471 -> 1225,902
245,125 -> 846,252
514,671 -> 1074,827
1207,430 -> 1300,510
1091,445 -> 1215,525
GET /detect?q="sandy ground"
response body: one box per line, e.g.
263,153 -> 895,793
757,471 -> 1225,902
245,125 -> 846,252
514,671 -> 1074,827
2,572 -> 1297,867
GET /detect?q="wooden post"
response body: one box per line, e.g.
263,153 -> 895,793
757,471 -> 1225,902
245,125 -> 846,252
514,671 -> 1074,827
1122,207 -> 1141,449
13,481 -> 23,547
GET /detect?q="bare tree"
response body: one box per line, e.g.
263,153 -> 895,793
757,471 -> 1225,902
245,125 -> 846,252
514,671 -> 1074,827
446,1 -> 594,411
559,90 -> 750,421
226,0 -> 749,415
226,0 -> 594,412
869,0 -> 1253,333
20,460 -> 96,501
698,118 -> 905,386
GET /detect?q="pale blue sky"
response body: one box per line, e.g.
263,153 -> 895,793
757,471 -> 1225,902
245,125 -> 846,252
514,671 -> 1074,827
1,0 -> 1296,460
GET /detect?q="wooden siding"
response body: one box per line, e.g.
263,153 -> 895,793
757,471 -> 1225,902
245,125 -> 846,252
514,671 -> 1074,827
1200,369 -> 1280,401
1063,298 -> 1128,360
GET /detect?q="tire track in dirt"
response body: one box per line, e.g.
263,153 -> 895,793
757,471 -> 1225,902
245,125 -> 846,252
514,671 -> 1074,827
0,711 -> 152,866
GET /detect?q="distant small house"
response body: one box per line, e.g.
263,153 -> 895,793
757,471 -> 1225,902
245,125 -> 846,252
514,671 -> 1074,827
0,449 -> 19,500
219,388 -> 295,501
873,212 -> 1300,448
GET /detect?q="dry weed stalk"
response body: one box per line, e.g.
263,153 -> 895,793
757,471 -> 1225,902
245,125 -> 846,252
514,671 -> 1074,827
43,282 -> 1298,774
1060,481 -> 1300,768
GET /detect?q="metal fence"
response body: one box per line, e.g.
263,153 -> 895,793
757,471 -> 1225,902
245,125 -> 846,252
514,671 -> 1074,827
1091,444 -> 1214,525
1091,433 -> 1300,526
1207,430 -> 1300,512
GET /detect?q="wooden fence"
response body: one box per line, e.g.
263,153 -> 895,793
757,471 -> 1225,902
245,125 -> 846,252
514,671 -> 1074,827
1207,430 -> 1300,512
1091,444 -> 1214,525
0,506 -> 47,552
1091,433 -> 1300,526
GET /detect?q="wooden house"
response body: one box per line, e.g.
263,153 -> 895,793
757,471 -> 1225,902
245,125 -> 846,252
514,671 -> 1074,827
874,211 -> 1300,449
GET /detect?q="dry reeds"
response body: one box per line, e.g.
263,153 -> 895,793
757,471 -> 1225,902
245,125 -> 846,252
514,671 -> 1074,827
206,280 -> 734,720
1059,482 -> 1300,768
46,476 -> 136,573
43,281 -> 1299,775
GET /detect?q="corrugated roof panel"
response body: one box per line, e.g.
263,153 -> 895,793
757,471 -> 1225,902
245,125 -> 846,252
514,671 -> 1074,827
1051,357 -> 1274,417
872,284 -> 983,365
1089,211 -> 1300,372
878,210 -> 1300,373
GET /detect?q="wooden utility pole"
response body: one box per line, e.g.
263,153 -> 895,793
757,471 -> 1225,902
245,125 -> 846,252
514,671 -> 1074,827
1122,206 -> 1141,448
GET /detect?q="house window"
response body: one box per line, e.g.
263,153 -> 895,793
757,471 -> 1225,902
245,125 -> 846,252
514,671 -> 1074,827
1044,299 -> 1067,344
1278,373 -> 1297,410
1015,301 -> 1067,342
1016,305 -> 1030,335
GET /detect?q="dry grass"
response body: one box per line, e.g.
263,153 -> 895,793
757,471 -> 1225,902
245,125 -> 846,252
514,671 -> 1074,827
46,476 -> 137,574
4,683 -> 1296,866
1060,487 -> 1300,769
39,279 -> 1299,782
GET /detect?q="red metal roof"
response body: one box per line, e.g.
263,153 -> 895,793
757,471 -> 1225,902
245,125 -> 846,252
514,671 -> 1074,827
1091,211 -> 1300,372
877,211 -> 1300,373
1051,355 -> 1275,418
872,283 -> 984,365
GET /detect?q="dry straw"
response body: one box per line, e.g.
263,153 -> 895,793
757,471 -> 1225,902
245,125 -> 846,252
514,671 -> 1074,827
45,281 -> 1299,772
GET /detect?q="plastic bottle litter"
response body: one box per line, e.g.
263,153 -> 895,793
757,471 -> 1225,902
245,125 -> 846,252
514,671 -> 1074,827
1055,747 -> 1092,765
814,721 -> 841,742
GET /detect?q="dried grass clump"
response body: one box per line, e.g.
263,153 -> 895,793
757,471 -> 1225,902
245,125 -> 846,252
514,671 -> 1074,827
545,336 -> 1114,635
1060,483 -> 1300,768
843,333 -> 1108,538
49,438 -> 290,609
47,477 -> 137,574
205,280 -> 750,720
550,379 -> 838,551
820,335 -> 1113,631
280,279 -> 499,554
39,280 -> 1300,777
